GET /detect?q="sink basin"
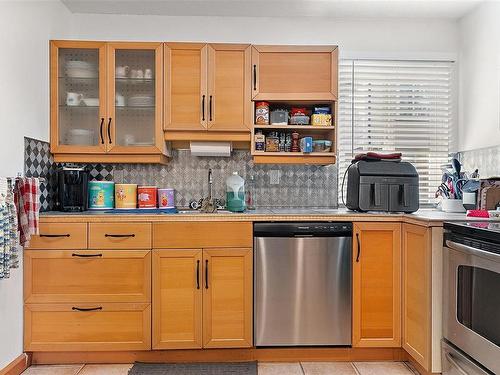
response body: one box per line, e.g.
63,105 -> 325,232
177,209 -> 234,214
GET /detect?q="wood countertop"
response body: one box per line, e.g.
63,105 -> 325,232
39,208 -> 489,227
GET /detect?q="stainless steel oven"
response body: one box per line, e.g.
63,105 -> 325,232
443,222 -> 500,375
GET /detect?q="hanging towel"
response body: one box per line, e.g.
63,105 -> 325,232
14,177 -> 40,247
0,178 -> 19,280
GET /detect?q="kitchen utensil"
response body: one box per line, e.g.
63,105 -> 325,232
114,184 -> 137,209
158,188 -> 175,209
138,186 -> 157,209
451,158 -> 462,178
88,181 -> 114,209
144,69 -> 153,79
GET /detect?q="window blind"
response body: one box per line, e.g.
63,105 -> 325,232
338,59 -> 455,205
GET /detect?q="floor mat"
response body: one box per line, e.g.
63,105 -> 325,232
128,362 -> 258,375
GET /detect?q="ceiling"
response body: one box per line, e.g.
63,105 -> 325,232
61,0 -> 482,19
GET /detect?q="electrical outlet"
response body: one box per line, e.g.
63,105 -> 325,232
269,170 -> 280,185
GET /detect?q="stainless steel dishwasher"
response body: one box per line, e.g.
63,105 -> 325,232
254,222 -> 352,346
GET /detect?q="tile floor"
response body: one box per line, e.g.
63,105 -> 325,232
22,362 -> 418,375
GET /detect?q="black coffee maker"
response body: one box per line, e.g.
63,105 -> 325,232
57,166 -> 89,212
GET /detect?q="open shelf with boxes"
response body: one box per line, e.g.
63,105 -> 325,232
250,100 -> 337,165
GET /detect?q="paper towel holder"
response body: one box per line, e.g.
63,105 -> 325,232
190,141 -> 232,157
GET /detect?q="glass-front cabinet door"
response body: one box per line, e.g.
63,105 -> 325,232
107,42 -> 164,154
50,41 -> 107,153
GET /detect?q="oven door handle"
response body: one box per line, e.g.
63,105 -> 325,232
444,352 -> 469,375
446,239 -> 500,263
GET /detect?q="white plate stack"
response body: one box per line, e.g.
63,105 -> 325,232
128,95 -> 154,107
65,60 -> 98,78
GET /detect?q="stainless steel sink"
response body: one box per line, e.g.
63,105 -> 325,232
177,209 -> 233,214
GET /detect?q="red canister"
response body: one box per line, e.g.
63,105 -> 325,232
137,186 -> 157,209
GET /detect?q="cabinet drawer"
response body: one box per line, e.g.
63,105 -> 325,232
24,250 -> 151,303
28,223 -> 87,249
89,223 -> 151,249
24,303 -> 151,351
153,222 -> 252,248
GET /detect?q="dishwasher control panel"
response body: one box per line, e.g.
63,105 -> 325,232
254,222 -> 352,237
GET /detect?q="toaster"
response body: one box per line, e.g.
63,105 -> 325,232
346,160 -> 419,213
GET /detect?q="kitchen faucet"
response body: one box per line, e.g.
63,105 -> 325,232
200,168 -> 217,213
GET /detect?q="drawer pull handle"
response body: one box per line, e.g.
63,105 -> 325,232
356,232 -> 361,262
196,259 -> 200,290
40,234 -> 70,238
104,234 -> 135,238
205,259 -> 209,289
72,306 -> 102,312
72,253 -> 102,258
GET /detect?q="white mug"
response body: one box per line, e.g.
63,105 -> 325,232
144,69 -> 153,79
130,69 -> 138,79
115,93 -> 125,107
136,69 -> 144,79
66,92 -> 83,106
116,65 -> 129,78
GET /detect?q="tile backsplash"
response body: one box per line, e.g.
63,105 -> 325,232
25,138 -> 338,210
458,144 -> 500,179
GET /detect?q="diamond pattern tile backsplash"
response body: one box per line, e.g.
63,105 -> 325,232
24,137 -> 57,211
24,138 -> 338,210
458,144 -> 500,179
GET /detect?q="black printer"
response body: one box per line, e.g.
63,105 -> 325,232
346,155 -> 419,213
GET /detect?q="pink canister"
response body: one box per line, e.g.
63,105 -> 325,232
158,188 -> 175,209
138,186 -> 157,209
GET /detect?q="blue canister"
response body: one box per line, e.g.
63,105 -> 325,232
88,181 -> 115,209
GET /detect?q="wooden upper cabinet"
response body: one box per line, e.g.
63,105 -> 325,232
50,40 -> 108,155
402,224 -> 432,371
207,44 -> 252,132
203,248 -> 253,348
164,43 -> 208,131
352,222 -> 402,348
153,249 -> 203,349
251,45 -> 338,100
106,42 -> 164,155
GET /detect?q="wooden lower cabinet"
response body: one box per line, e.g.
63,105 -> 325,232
24,303 -> 151,351
203,248 -> 253,348
24,250 -> 151,303
153,249 -> 203,349
153,247 -> 253,349
402,224 -> 432,371
352,222 -> 402,347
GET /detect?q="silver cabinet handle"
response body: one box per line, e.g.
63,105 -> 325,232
446,239 -> 500,263
444,352 -> 469,375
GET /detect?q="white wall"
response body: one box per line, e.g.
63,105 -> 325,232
0,1 -> 71,369
70,14 -> 459,59
458,1 -> 500,152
